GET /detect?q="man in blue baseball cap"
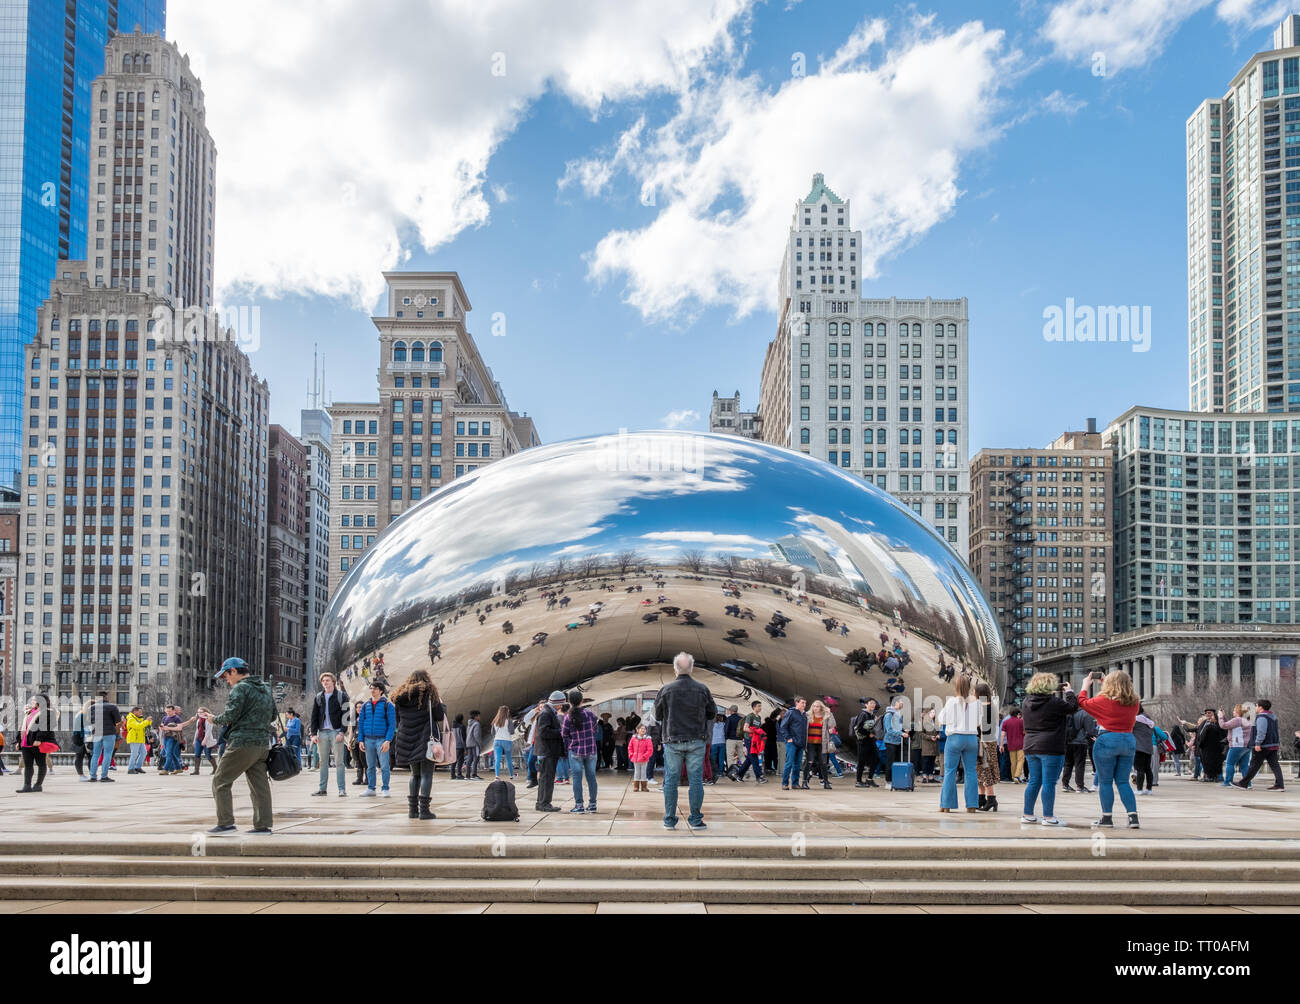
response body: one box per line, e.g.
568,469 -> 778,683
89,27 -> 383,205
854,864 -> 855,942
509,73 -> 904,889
200,657 -> 277,835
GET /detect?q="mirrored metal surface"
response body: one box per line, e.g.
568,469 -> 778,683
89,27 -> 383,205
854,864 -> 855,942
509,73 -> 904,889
316,432 -> 1006,723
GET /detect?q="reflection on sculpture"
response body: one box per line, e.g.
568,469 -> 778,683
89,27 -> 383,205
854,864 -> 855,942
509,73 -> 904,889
316,432 -> 1006,729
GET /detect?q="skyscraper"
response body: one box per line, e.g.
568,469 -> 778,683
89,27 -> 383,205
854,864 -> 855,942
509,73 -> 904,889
300,406 -> 331,680
758,174 -> 971,554
17,32 -> 268,705
1187,14 -> 1300,414
0,0 -> 166,487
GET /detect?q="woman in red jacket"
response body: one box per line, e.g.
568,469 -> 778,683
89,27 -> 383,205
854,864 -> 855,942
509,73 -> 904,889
1077,669 -> 1140,829
628,724 -> 655,792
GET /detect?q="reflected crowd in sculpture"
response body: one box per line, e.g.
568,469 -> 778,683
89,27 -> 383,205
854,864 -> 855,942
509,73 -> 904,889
316,433 -> 1006,733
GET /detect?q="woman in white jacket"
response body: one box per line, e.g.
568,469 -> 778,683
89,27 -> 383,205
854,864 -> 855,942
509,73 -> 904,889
937,673 -> 982,813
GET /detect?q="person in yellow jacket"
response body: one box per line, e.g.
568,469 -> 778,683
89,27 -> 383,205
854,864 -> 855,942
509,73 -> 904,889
125,707 -> 152,774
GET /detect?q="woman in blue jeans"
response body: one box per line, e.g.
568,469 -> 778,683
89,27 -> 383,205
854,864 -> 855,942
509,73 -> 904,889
490,706 -> 517,779
1077,669 -> 1141,829
1019,672 -> 1078,826
560,690 -> 600,813
936,674 -> 981,812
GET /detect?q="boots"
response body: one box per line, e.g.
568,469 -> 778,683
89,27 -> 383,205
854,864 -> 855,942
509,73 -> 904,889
408,796 -> 419,819
979,795 -> 998,812
979,794 -> 987,810
418,796 -> 436,820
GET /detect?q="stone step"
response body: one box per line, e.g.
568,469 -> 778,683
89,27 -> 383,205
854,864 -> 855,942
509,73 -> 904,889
0,854 -> 1295,884
0,834 -> 1296,862
0,873 -> 1298,906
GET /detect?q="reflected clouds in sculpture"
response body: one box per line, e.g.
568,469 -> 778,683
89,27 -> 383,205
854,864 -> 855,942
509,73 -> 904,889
317,432 -> 1006,725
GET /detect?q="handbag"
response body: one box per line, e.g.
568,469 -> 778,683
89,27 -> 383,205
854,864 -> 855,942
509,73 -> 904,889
429,704 -> 458,767
266,742 -> 302,781
38,741 -> 60,755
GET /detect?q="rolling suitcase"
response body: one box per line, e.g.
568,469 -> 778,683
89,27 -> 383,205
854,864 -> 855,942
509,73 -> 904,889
891,736 -> 915,792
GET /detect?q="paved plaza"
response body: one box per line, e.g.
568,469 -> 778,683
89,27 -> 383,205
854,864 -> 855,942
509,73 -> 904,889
0,763 -> 1296,913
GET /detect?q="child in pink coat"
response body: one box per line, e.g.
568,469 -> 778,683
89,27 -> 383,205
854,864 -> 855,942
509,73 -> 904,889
627,724 -> 655,792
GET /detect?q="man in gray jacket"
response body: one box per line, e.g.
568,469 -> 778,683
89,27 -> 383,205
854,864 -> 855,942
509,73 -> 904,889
1062,707 -> 1096,793
654,652 -> 716,831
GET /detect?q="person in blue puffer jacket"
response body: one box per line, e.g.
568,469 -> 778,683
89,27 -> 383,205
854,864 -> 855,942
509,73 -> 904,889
358,683 -> 397,797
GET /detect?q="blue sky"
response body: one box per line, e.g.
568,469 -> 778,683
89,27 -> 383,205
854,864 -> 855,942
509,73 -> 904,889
165,0 -> 1297,450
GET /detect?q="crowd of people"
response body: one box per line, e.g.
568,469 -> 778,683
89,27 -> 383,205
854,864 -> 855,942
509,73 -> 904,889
6,647 -> 1297,837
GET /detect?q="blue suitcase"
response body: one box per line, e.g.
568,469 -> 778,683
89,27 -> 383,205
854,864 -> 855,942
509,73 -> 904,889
891,737 -> 914,791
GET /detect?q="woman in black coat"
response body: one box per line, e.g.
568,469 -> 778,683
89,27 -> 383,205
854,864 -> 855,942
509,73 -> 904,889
1019,672 -> 1079,825
392,669 -> 446,821
1195,710 -> 1227,783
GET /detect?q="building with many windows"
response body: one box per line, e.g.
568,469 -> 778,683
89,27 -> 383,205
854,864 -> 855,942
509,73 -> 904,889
300,406 -> 331,679
266,425 -> 306,688
1187,14 -> 1300,414
758,175 -> 970,553
709,390 -> 761,439
0,486 -> 19,720
15,32 -> 269,706
20,279 -> 268,704
1035,405 -> 1300,699
326,272 -> 540,600
0,1 -> 166,487
969,420 -> 1113,698
327,402 -> 380,599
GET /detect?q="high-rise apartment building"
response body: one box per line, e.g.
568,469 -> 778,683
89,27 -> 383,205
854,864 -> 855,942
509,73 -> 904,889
16,32 -> 268,705
327,401 -> 380,599
300,406 -> 330,679
1187,15 -> 1300,414
709,390 -> 761,439
1110,405 -> 1300,630
758,175 -> 970,553
0,0 -> 166,487
266,425 -> 306,688
326,272 -> 540,599
969,420 -> 1113,696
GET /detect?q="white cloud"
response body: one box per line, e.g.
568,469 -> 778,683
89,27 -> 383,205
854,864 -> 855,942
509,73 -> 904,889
660,409 -> 701,429
167,0 -> 753,308
575,17 -> 1012,322
1042,0 -> 1287,73
490,184 -> 512,204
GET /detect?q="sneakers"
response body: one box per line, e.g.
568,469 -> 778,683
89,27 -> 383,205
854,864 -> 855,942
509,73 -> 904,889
1091,815 -> 1113,828
360,789 -> 377,797
1231,780 -> 1248,789
569,805 -> 585,813
1060,784 -> 1075,793
855,782 -> 872,789
1127,813 -> 1140,829
99,776 -> 115,783
1136,789 -> 1150,796
687,819 -> 708,830
381,790 -> 392,798
587,803 -> 597,813
1041,817 -> 1063,826
247,828 -> 273,835
311,789 -> 328,796
207,824 -> 238,835
664,821 -> 677,830
1267,786 -> 1285,791
1020,815 -> 1038,824
338,790 -> 347,796
536,804 -> 560,813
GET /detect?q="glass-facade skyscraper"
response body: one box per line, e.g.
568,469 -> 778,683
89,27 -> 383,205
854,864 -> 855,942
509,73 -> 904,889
1187,14 -> 1300,415
0,0 -> 165,487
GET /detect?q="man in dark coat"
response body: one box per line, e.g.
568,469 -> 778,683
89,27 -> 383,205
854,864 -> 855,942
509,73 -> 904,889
533,690 -> 566,812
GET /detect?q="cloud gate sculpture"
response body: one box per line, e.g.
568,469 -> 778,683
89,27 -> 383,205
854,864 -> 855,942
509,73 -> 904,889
316,432 -> 1006,732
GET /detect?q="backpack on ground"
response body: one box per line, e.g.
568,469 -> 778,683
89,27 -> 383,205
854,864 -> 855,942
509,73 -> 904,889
482,779 -> 520,822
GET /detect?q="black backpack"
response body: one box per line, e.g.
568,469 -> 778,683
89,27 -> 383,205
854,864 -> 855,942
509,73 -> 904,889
482,779 -> 520,822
